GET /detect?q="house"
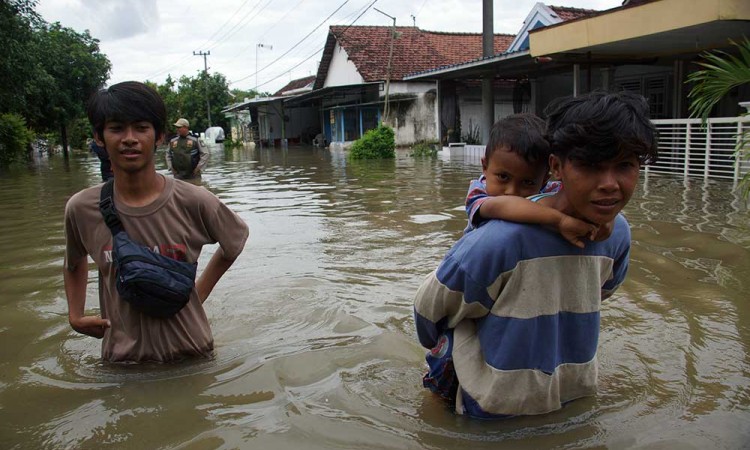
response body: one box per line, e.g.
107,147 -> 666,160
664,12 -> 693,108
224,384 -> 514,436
405,3 -> 599,144
405,0 -> 750,182
222,75 -> 319,146
285,26 -> 514,147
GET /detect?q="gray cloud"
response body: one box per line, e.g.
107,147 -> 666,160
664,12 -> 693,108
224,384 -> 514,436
79,0 -> 159,40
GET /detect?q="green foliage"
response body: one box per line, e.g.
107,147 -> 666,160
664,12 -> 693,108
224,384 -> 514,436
688,38 -> 750,197
67,116 -> 93,150
230,88 -> 260,101
688,38 -> 750,122
462,120 -> 482,145
0,113 -> 34,167
349,125 -> 395,160
148,73 -> 233,134
0,1 -> 110,155
0,0 -> 39,115
223,137 -> 244,149
410,140 -> 439,157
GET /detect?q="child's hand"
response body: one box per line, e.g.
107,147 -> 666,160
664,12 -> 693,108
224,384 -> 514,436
557,216 -> 599,248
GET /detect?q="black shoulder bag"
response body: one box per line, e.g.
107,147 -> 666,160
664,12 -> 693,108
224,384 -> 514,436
99,179 -> 197,318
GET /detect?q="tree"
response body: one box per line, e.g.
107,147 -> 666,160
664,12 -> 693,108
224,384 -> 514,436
0,0 -> 111,156
688,38 -> 750,197
32,23 -> 111,156
149,73 -> 233,134
0,0 -> 42,116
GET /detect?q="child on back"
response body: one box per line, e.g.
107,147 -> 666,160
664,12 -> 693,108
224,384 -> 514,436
464,113 -> 598,247
414,91 -> 658,418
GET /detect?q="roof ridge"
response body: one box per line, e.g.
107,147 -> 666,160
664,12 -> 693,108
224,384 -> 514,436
547,4 -> 599,12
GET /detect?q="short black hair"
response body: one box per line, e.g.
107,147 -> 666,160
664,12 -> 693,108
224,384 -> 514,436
87,81 -> 167,139
545,90 -> 658,165
485,113 -> 550,167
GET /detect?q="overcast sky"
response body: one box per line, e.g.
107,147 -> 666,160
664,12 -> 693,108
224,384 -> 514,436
36,0 -> 623,94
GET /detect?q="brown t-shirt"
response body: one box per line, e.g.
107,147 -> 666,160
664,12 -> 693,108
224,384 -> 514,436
64,175 -> 249,362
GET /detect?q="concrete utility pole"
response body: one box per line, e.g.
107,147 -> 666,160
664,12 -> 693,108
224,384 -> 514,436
481,0 -> 494,145
193,50 -> 212,127
374,8 -> 396,125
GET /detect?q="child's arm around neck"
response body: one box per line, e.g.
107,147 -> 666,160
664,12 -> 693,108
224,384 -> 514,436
477,195 -> 597,248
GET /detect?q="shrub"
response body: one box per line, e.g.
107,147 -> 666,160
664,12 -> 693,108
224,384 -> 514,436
0,113 -> 34,167
410,140 -> 439,157
350,125 -> 395,159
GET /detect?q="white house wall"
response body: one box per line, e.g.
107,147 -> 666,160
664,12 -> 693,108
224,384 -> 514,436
390,91 -> 438,145
324,43 -> 365,88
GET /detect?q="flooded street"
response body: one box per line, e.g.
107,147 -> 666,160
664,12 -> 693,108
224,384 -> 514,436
1,145 -> 749,449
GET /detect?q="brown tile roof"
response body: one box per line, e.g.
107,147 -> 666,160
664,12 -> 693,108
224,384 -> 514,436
548,5 -> 599,21
273,75 -> 316,96
314,26 -> 514,88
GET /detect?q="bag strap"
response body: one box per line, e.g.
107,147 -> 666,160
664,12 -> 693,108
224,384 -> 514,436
99,179 -> 124,235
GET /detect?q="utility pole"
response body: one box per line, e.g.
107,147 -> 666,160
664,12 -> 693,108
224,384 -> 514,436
481,0 -> 494,145
193,50 -> 212,127
374,8 -> 396,125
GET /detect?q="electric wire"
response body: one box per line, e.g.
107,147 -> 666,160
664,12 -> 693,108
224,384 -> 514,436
142,0 -> 258,81
229,0 -> 354,85
249,0 -> 379,90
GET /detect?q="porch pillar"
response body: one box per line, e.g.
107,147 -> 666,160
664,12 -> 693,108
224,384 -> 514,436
529,78 -> 538,115
573,64 -> 581,97
673,60 -> 685,118
482,76 -> 494,144
601,66 -> 613,91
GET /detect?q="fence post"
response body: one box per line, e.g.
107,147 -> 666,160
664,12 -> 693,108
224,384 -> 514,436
735,119 -> 743,184
704,121 -> 711,180
684,122 -> 691,177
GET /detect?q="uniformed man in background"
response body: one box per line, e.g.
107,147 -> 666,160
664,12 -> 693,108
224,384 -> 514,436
166,118 -> 207,179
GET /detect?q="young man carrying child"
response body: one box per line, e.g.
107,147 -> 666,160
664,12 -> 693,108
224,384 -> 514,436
414,91 -> 658,418
63,81 -> 249,363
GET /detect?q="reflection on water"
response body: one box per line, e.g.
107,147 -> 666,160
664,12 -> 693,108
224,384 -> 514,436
0,146 -> 748,449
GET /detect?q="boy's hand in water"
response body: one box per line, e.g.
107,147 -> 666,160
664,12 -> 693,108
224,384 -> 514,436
557,215 -> 599,248
70,315 -> 111,339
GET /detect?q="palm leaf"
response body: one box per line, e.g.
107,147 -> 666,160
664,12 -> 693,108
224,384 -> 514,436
687,38 -> 750,197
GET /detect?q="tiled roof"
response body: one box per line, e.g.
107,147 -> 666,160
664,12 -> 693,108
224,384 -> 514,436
314,26 -> 514,88
273,75 -> 316,96
548,5 -> 599,21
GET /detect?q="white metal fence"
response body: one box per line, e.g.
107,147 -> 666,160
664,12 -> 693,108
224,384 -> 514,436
649,116 -> 749,183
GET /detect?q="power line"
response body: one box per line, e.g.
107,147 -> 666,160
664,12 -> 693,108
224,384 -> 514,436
210,0 -> 271,50
249,0 -> 379,90
229,0 -> 353,86
142,0 -> 258,81
228,0 -> 307,61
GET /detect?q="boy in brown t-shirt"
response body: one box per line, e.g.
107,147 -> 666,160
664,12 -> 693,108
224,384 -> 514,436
63,81 -> 249,362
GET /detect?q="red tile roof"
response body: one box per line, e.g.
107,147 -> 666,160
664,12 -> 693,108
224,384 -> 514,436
315,26 -> 514,88
548,5 -> 599,21
273,75 -> 316,96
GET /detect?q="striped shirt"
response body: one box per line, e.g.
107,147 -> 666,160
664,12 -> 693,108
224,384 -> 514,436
414,213 -> 630,417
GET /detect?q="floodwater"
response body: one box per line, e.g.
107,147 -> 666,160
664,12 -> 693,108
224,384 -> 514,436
1,145 -> 749,449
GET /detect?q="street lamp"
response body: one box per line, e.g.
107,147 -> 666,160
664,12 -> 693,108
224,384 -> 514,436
374,8 -> 396,124
256,43 -> 273,96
